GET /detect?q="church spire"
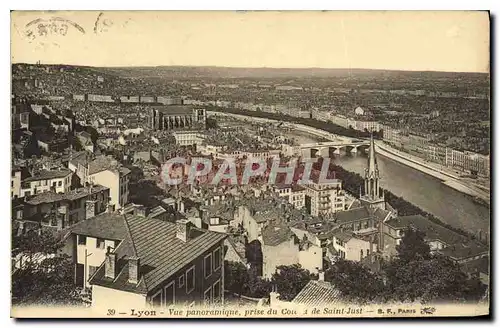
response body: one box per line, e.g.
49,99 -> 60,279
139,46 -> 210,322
367,132 -> 377,179
359,131 -> 386,210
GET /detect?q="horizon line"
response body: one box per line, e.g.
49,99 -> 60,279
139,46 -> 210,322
11,62 -> 489,75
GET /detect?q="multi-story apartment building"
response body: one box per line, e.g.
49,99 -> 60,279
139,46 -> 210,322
273,185 -> 306,210
20,168 -> 73,197
446,148 -> 490,177
261,222 -> 322,279
69,214 -> 226,308
69,154 -> 130,210
331,231 -> 378,262
172,130 -> 205,146
303,173 -> 346,217
22,185 -> 110,230
354,120 -> 380,132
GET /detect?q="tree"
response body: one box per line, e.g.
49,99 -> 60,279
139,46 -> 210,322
271,264 -> 314,301
396,228 -> 431,262
384,255 -> 486,303
325,259 -> 385,304
245,239 -> 263,276
224,261 -> 250,295
11,229 -> 83,306
383,229 -> 487,303
247,266 -> 273,298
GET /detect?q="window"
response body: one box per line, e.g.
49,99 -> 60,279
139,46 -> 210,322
78,235 -> 86,245
96,238 -> 105,249
360,249 -> 364,258
186,266 -> 195,294
213,247 -> 221,272
164,281 -> 175,306
11,181 -> 13,188
213,280 -> 221,303
151,290 -> 163,307
178,275 -> 185,288
204,287 -> 212,305
204,253 -> 212,278
58,181 -> 62,187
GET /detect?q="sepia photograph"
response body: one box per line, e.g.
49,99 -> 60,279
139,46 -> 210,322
9,10 -> 491,318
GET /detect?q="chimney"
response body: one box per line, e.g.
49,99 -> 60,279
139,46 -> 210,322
85,199 -> 98,219
176,219 -> 190,242
128,256 -> 140,284
177,199 -> 185,213
105,247 -> 117,279
318,270 -> 325,282
134,204 -> 148,217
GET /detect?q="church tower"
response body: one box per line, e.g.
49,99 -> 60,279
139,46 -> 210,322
360,133 -> 386,210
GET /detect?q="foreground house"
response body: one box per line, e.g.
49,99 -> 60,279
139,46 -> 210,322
69,213 -> 227,308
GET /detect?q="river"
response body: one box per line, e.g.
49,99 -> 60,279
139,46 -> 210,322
288,131 -> 490,235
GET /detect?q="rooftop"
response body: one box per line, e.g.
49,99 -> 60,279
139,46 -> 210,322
291,280 -> 342,306
332,230 -> 354,243
438,242 -> 489,260
88,156 -> 131,176
334,206 -> 371,225
26,185 -> 108,205
261,223 -> 295,247
385,215 -> 469,246
74,213 -> 226,294
23,168 -> 72,182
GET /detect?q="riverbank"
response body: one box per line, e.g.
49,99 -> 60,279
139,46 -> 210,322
375,142 -> 490,205
208,108 -> 490,205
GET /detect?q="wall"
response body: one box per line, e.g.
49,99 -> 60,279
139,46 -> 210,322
262,238 -> 299,279
11,171 -> 21,198
345,238 -> 376,262
76,235 -> 118,287
298,244 -> 322,274
89,170 -> 120,209
21,174 -> 72,197
92,285 -> 146,309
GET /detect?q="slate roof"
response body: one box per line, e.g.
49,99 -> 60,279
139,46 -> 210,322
23,168 -> 72,182
26,185 -> 108,205
334,206 -> 371,224
461,257 -> 489,276
70,212 -> 130,241
74,213 -> 227,295
292,280 -> 342,306
261,223 -> 295,247
332,230 -> 354,243
87,156 -> 131,176
438,242 -> 489,260
385,215 -> 468,246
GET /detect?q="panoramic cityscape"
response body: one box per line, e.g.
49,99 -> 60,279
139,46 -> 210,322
10,11 -> 490,318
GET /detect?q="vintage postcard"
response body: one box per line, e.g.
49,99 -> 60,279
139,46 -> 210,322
10,11 -> 490,318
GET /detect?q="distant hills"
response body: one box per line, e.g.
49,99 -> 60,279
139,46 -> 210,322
12,63 -> 489,80
99,65 -> 489,80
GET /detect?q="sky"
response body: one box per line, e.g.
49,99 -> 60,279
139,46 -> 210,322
11,11 -> 490,73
